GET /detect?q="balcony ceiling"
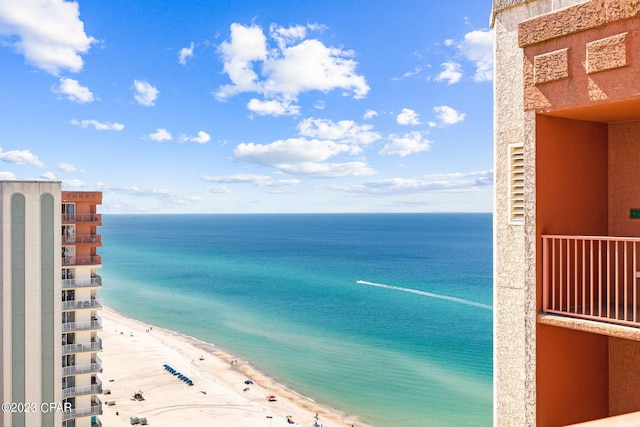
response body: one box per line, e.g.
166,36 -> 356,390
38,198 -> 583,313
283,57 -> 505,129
536,97 -> 640,124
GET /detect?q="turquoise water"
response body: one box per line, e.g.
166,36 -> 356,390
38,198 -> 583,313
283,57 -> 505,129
99,213 -> 493,427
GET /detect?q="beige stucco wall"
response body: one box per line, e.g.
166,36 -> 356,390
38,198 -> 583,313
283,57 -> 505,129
0,181 -> 62,427
492,1 -> 590,426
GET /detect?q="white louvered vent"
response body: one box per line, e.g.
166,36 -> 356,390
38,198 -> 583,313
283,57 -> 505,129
508,143 -> 524,225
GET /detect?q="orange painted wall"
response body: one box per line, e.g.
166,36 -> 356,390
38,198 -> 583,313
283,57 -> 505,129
609,337 -> 640,416
523,19 -> 640,113
608,121 -> 640,237
536,115 -> 609,425
537,324 -> 609,427
536,115 -> 608,237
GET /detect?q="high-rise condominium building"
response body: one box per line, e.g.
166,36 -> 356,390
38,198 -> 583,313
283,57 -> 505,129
0,181 -> 103,427
493,1 -> 640,426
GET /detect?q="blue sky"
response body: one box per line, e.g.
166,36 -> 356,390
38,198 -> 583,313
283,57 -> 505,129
0,0 -> 493,213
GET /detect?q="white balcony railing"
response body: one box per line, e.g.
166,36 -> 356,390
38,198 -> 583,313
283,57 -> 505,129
62,339 -> 102,355
62,298 -> 102,311
62,358 -> 103,376
62,382 -> 103,399
542,235 -> 640,327
62,276 -> 102,289
62,256 -> 102,266
62,318 -> 102,333
62,397 -> 102,421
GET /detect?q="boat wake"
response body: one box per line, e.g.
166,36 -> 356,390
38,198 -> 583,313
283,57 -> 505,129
356,280 -> 493,310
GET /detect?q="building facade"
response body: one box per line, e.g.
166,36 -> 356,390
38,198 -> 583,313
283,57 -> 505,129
61,191 -> 103,427
0,182 -> 102,427
493,1 -> 640,426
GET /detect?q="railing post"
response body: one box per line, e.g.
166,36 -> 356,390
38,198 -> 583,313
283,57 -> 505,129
543,236 -> 549,312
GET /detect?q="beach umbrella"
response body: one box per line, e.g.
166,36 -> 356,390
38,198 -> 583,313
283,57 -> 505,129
244,380 -> 253,384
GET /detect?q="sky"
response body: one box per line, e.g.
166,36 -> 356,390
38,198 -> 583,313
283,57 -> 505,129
0,0 -> 494,214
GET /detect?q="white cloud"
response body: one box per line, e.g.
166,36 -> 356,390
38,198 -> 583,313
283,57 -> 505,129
40,171 -> 55,180
71,119 -> 124,131
363,110 -> 378,120
235,138 -> 349,166
396,108 -> 421,126
269,23 -> 307,49
178,42 -> 194,65
0,0 -> 95,74
0,171 -> 16,180
216,23 -> 267,99
434,61 -> 462,85
201,173 -> 299,187
148,128 -> 172,142
58,162 -> 81,172
458,29 -> 493,82
54,78 -> 94,103
343,170 -> 494,195
263,38 -> 369,98
62,180 -> 202,206
179,131 -> 210,144
215,22 -> 369,116
433,105 -> 466,126
279,161 -> 375,178
133,80 -> 159,106
0,148 -> 44,167
393,66 -> 423,81
233,137 -> 375,178
247,98 -> 300,116
380,131 -> 431,157
190,131 -> 210,144
297,118 -> 380,145
206,185 -> 231,194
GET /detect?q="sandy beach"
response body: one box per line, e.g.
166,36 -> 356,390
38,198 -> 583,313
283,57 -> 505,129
99,307 -> 375,427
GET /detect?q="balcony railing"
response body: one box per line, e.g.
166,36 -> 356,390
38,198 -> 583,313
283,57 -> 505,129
62,339 -> 102,355
62,276 -> 102,289
62,235 -> 102,245
62,382 -> 103,399
62,213 -> 102,223
542,235 -> 640,327
62,256 -> 102,266
62,298 -> 102,311
62,318 -> 102,333
62,358 -> 103,376
62,397 -> 102,421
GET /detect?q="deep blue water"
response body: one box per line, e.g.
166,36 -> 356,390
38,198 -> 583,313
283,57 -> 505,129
99,213 -> 493,427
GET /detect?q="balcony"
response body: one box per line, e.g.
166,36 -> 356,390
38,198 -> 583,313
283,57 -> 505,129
62,298 -> 102,311
62,397 -> 102,421
542,235 -> 640,327
62,358 -> 103,376
62,213 -> 102,223
62,276 -> 102,289
62,381 -> 103,399
62,339 -> 103,355
62,256 -> 102,267
62,234 -> 102,245
62,318 -> 102,333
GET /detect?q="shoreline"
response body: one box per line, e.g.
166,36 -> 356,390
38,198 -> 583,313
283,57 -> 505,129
99,306 -> 377,427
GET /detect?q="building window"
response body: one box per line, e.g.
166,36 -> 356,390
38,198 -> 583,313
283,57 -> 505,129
61,203 -> 75,222
508,143 -> 524,225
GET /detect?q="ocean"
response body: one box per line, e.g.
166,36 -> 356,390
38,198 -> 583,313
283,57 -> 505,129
98,213 -> 493,427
